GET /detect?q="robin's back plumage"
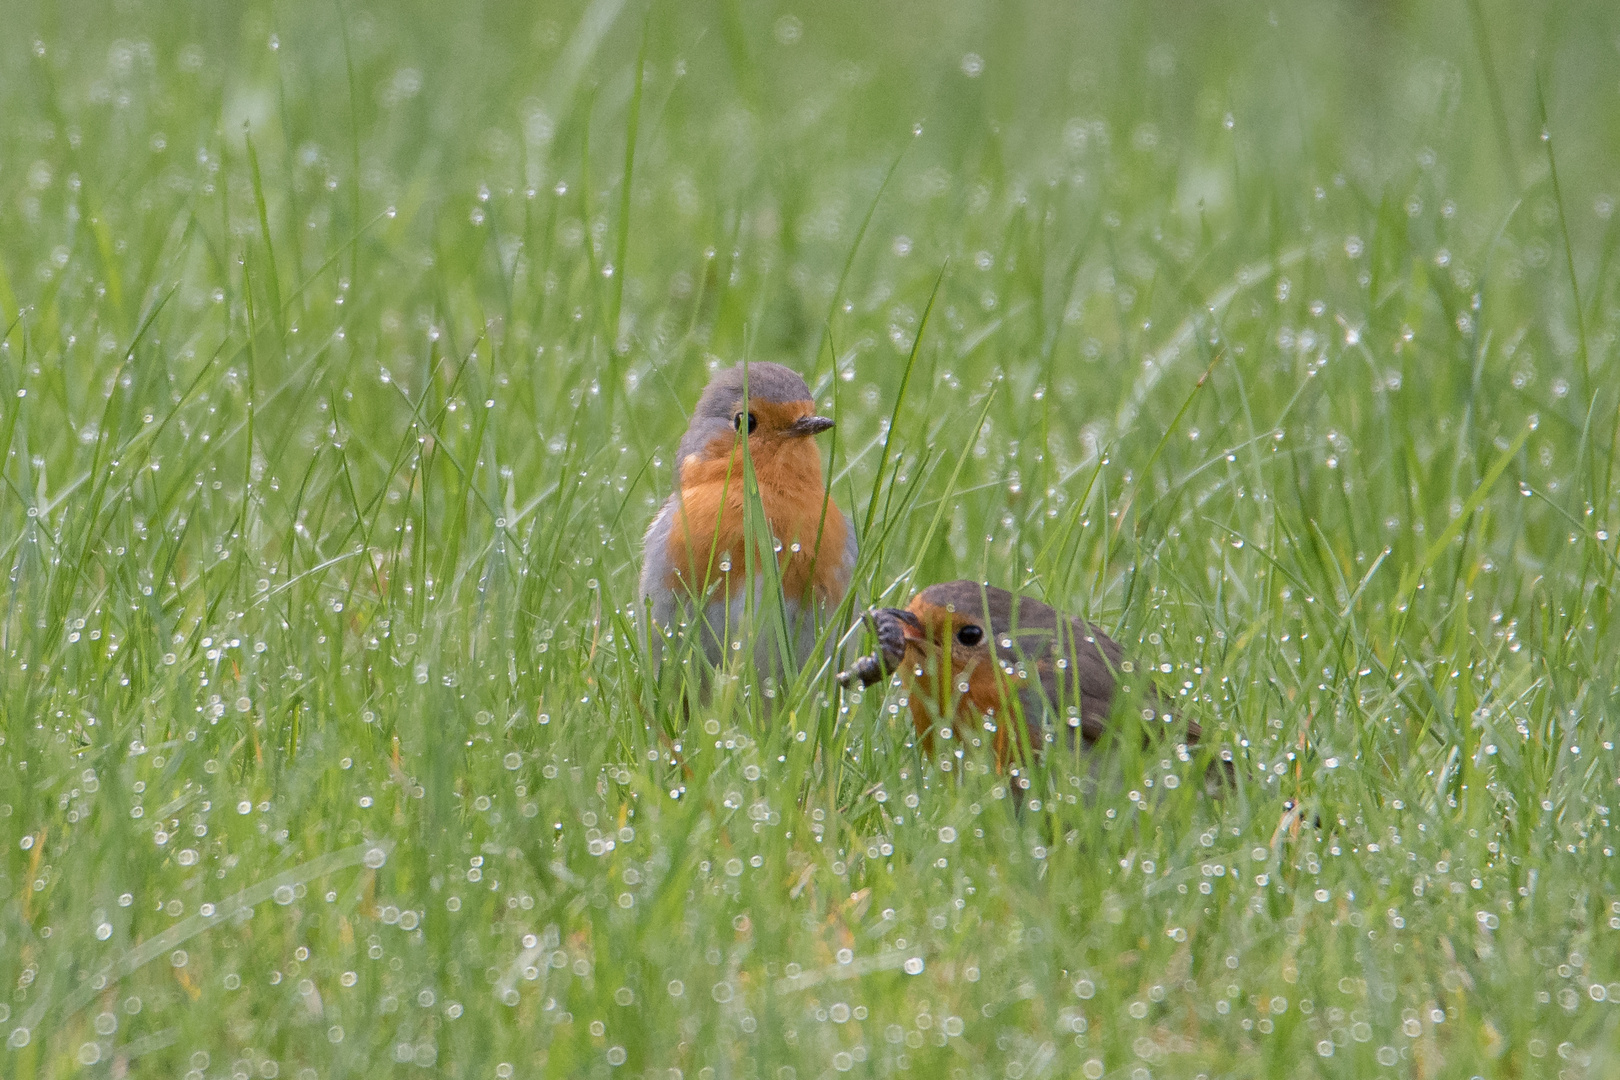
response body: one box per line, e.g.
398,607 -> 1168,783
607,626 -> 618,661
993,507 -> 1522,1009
640,363 -> 855,677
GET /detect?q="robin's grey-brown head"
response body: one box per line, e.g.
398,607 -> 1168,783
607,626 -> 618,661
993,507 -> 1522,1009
912,581 -> 1077,668
676,363 -> 832,481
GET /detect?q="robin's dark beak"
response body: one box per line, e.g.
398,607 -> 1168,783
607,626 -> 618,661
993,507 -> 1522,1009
875,607 -> 924,640
785,415 -> 835,437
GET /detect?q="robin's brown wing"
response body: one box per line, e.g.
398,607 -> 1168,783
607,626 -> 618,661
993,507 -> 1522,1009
1010,614 -> 1120,746
1011,612 -> 1205,747
1050,616 -> 1205,745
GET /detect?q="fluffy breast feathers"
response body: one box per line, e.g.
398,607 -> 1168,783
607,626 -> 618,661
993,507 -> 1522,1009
661,416 -> 850,608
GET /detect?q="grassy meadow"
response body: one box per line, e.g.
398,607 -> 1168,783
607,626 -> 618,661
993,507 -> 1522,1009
5,0 -> 1620,1076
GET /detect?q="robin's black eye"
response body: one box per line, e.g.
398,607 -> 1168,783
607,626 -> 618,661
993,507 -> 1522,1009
955,625 -> 984,647
734,412 -> 757,434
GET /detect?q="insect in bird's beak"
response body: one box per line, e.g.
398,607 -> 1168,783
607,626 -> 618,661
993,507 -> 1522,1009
785,415 -> 835,437
837,607 -> 921,687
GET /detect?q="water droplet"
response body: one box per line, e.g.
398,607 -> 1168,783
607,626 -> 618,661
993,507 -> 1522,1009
764,13 -> 803,46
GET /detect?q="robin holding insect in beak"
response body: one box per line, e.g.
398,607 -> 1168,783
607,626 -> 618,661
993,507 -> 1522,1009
840,582 -> 1218,783
640,362 -> 855,679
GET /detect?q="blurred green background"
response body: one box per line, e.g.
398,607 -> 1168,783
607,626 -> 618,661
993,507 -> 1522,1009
4,0 -> 1620,1077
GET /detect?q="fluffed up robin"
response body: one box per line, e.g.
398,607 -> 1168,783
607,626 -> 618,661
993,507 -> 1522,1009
839,581 -> 1214,778
640,362 -> 856,678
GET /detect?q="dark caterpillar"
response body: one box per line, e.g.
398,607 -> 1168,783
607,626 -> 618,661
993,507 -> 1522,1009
836,607 -> 916,687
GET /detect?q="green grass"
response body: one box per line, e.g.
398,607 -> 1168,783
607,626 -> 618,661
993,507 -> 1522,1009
4,0 -> 1620,1076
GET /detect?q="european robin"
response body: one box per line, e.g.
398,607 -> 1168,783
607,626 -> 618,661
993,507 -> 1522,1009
640,362 -> 856,677
839,581 -> 1211,778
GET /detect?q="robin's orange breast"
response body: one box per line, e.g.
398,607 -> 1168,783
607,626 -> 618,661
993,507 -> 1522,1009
664,437 -> 847,605
904,653 -> 1013,766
